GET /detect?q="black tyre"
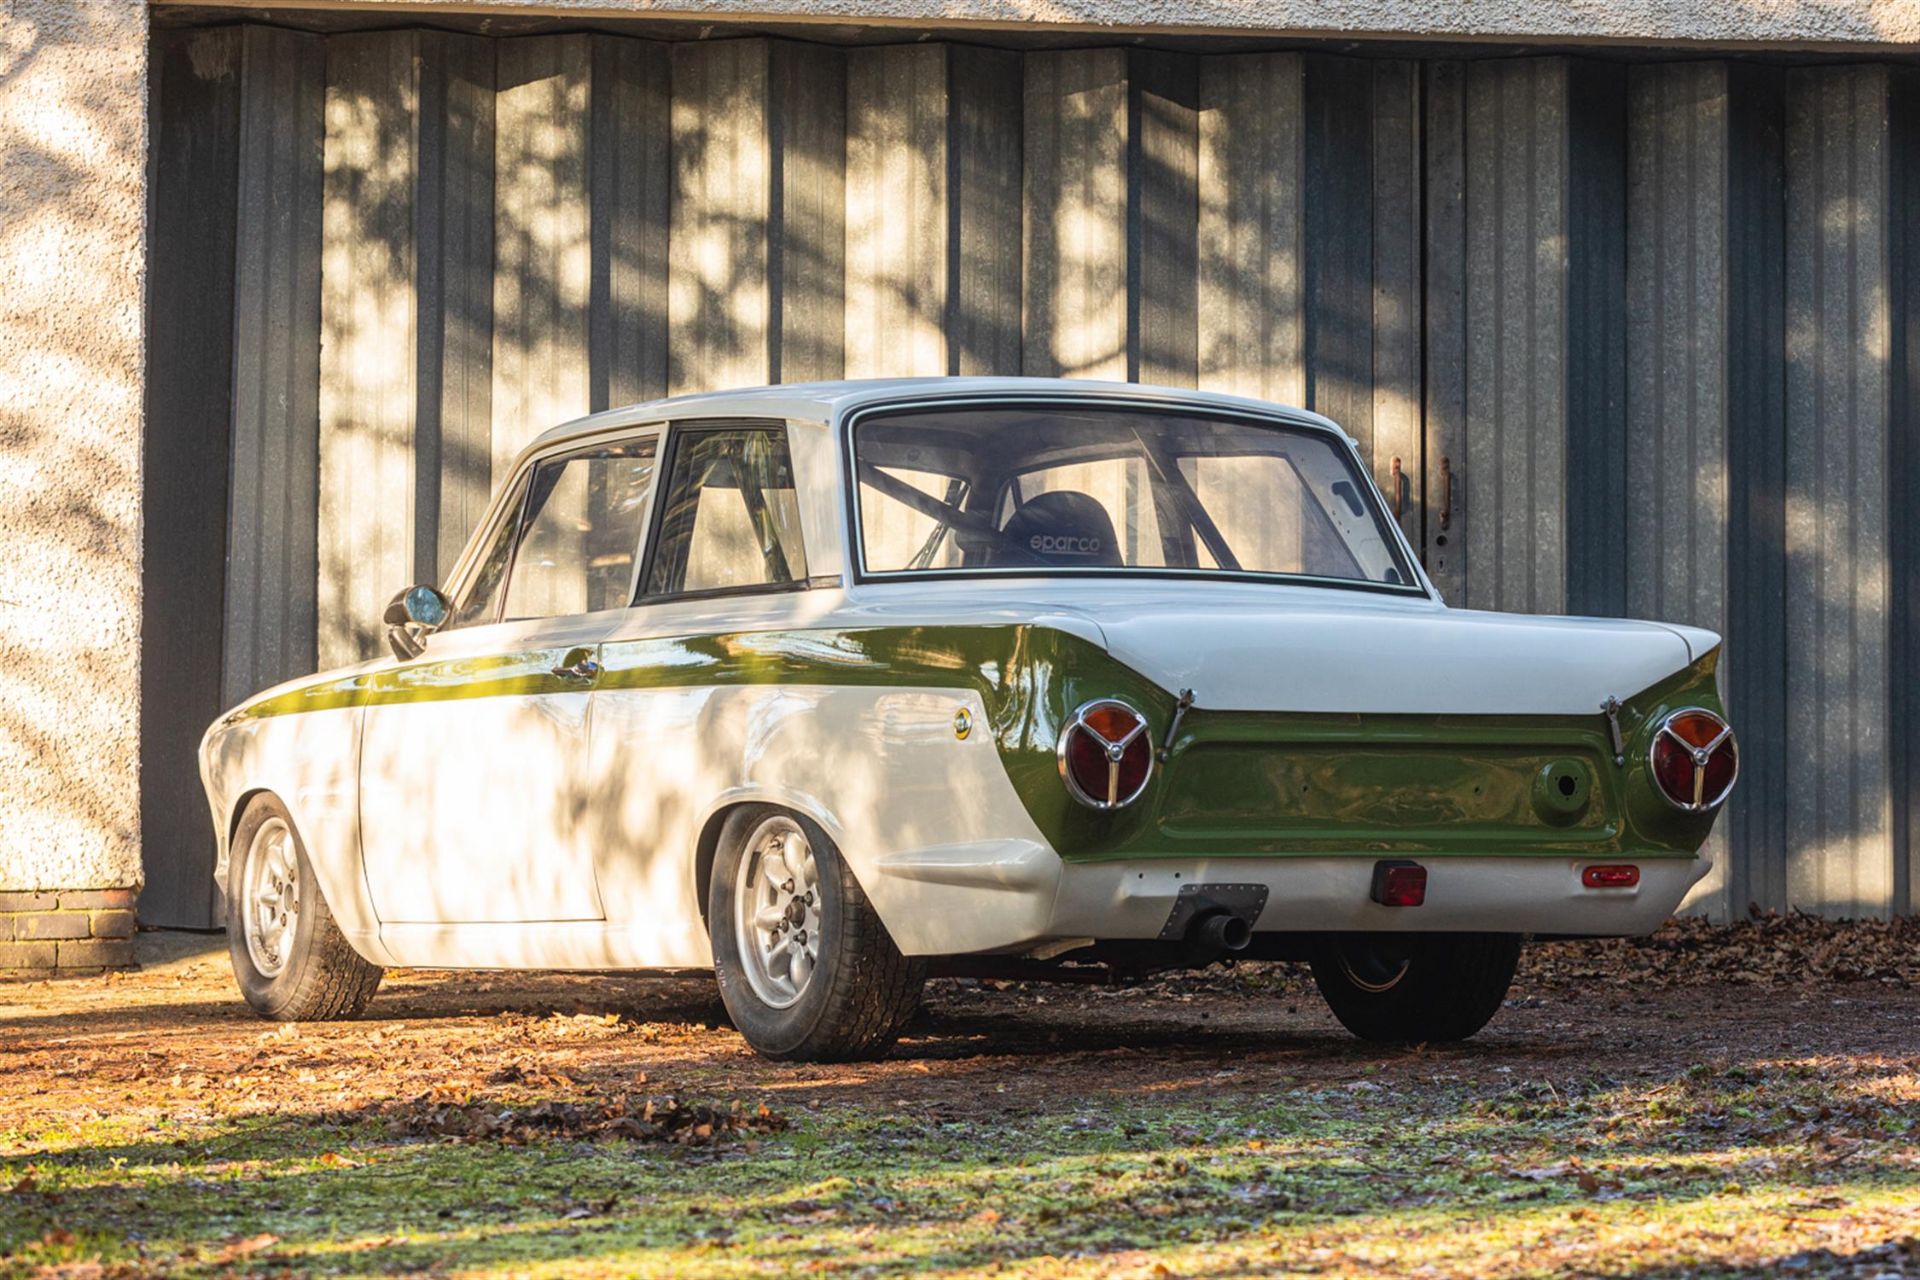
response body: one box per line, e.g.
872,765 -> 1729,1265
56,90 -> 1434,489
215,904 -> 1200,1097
226,793 -> 384,1021
1307,932 -> 1521,1043
709,806 -> 925,1062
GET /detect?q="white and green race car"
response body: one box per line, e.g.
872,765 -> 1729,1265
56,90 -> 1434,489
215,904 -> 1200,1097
201,378 -> 1737,1060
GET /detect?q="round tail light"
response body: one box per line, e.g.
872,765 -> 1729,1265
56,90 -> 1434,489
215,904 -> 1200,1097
1058,699 -> 1153,809
1649,708 -> 1738,811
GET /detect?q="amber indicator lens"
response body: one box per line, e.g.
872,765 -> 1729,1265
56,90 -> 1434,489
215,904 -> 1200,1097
1649,708 -> 1738,811
1058,700 -> 1154,808
1581,864 -> 1640,889
1370,860 -> 1427,907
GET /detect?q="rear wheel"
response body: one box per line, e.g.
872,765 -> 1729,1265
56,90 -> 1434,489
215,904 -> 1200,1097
709,807 -> 925,1061
227,794 -> 383,1021
1307,932 -> 1520,1043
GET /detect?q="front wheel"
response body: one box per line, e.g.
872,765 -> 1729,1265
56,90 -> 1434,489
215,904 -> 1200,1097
226,793 -> 384,1021
709,807 -> 925,1061
1307,932 -> 1520,1043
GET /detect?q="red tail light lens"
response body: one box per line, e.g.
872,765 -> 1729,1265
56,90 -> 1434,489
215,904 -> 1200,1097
1581,864 -> 1640,889
1649,708 -> 1738,811
1370,860 -> 1428,906
1058,700 -> 1153,809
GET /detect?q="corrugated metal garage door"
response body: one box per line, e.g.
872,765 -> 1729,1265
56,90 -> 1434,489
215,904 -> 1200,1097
139,25 -> 1919,926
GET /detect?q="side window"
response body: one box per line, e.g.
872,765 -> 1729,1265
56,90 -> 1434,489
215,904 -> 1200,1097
445,475 -> 530,630
644,426 -> 808,598
498,438 -> 660,623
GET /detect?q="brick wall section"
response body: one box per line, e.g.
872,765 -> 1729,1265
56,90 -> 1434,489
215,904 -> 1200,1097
0,890 -> 137,971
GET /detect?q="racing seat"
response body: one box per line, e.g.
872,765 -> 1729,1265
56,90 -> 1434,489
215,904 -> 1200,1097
997,490 -> 1124,567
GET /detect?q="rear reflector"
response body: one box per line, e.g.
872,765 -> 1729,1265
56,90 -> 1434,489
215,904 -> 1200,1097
1581,864 -> 1640,889
1370,860 -> 1427,907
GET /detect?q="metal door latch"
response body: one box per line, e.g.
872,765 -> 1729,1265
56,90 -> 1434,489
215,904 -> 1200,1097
1159,688 -> 1196,762
1600,696 -> 1625,766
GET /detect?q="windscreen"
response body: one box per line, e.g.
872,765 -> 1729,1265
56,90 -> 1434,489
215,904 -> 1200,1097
852,405 -> 1419,591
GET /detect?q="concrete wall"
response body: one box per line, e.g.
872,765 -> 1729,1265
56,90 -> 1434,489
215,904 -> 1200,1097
121,25 -> 1920,929
143,0 -> 1920,52
0,0 -> 147,926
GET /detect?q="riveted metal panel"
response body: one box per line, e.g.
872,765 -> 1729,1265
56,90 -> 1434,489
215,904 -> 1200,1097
1423,60 -> 1468,605
1890,68 -> 1920,917
225,27 -> 323,713
1725,64 -> 1791,917
846,44 -> 949,379
1626,61 -> 1732,914
668,40 -> 842,392
769,41 -> 845,384
669,39 -> 772,394
1023,49 -> 1130,380
1371,60 -> 1422,552
948,46 -> 1023,377
1463,58 -> 1569,615
847,44 -> 1021,381
142,28 -> 243,928
1304,55 -> 1373,456
1196,52 -> 1304,405
1128,51 -> 1199,388
1783,65 -> 1895,918
589,37 -> 671,416
319,32 -> 420,668
413,32 -> 496,586
492,36 -> 592,482
1565,61 -> 1628,620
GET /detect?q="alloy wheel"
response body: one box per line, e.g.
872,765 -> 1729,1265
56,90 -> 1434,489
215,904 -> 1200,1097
243,817 -> 300,978
733,816 -> 822,1010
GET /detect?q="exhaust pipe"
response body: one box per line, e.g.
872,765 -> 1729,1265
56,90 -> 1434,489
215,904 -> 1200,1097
1191,910 -> 1252,955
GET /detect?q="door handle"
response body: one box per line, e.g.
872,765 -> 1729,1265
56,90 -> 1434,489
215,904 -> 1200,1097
549,659 -> 600,682
1389,456 -> 1403,519
1439,456 -> 1453,529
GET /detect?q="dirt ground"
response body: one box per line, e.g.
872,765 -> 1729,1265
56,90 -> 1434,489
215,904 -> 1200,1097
2,919 -> 1918,1278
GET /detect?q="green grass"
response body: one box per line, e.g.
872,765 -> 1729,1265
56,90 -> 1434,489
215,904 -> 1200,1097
5,1058 -> 1917,1278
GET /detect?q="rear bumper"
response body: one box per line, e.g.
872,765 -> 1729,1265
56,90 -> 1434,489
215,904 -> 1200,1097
871,844 -> 1709,956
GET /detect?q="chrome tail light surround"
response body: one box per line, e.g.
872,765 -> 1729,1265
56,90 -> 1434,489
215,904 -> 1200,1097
1647,707 -> 1739,812
1057,699 -> 1154,810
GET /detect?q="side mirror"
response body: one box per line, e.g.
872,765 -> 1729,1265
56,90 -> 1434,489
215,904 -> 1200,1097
382,585 -> 450,660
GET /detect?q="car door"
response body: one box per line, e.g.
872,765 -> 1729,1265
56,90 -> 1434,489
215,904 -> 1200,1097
584,422 -> 817,954
358,431 -> 661,924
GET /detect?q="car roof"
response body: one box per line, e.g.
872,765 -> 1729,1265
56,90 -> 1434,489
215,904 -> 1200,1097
523,376 -> 1356,454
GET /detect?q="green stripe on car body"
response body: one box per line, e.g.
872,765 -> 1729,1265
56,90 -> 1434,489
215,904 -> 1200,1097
229,623 -> 1724,862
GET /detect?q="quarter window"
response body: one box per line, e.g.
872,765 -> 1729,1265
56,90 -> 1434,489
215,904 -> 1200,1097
644,426 -> 808,597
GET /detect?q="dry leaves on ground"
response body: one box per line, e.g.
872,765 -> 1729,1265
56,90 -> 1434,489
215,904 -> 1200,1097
1523,912 -> 1920,990
386,1090 -> 787,1147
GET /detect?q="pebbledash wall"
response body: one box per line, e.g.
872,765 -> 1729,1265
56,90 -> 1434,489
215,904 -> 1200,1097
2,0 -> 1919,962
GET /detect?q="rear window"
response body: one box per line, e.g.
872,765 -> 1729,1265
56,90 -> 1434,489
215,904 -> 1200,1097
851,404 -> 1417,591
